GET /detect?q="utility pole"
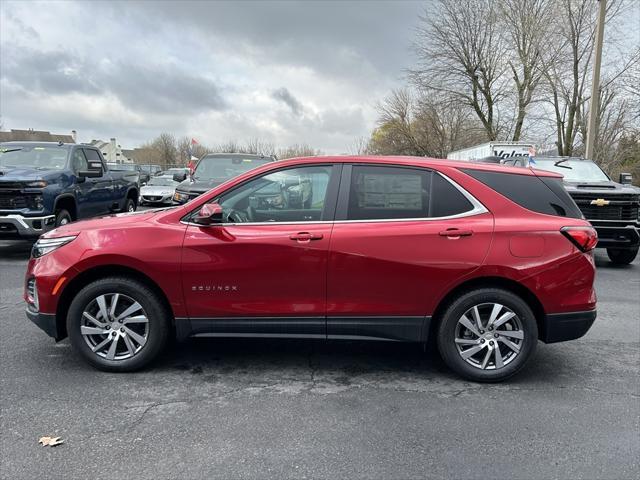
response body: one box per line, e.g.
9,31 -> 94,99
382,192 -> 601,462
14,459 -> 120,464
585,0 -> 607,160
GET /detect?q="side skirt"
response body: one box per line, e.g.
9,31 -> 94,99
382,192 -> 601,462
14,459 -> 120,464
174,316 -> 431,343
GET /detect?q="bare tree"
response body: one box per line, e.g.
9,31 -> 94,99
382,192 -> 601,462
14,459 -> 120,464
277,144 -> 322,159
499,0 -> 554,140
410,0 -> 509,141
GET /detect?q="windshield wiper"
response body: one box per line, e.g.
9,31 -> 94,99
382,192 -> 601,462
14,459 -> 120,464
0,148 -> 24,154
553,158 -> 572,169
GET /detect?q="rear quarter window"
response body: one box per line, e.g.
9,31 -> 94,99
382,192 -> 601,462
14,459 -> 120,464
462,169 -> 583,219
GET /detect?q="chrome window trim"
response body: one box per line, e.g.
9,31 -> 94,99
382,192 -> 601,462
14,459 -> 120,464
181,169 -> 488,227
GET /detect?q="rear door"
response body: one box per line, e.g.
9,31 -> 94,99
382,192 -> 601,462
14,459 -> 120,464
83,148 -> 115,214
326,164 -> 494,341
181,164 -> 340,336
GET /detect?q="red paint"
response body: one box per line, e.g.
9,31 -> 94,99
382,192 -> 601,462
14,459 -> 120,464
25,155 -> 596,326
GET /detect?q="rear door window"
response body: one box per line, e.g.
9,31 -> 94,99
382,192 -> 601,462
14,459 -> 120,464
341,165 -> 476,221
462,169 -> 583,219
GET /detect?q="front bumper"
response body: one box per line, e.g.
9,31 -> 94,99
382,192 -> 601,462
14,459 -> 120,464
593,225 -> 640,249
0,214 -> 56,238
141,194 -> 173,204
25,306 -> 64,340
541,309 -> 597,343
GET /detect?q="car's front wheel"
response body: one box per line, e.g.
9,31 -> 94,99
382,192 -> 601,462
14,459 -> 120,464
606,247 -> 638,265
67,277 -> 170,371
437,288 -> 538,382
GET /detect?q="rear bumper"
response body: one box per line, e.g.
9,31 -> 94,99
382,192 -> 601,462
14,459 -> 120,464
0,214 -> 56,238
25,306 -> 64,341
593,225 -> 640,249
541,309 -> 597,343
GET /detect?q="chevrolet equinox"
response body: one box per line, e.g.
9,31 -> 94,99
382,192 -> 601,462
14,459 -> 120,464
25,156 -> 598,382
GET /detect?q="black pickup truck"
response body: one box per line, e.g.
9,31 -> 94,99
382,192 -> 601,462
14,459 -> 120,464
500,156 -> 640,264
0,142 -> 140,239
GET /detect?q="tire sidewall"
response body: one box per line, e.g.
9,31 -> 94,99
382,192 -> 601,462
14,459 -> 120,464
67,278 -> 169,372
606,247 -> 638,265
55,209 -> 72,227
125,198 -> 136,212
437,288 -> 538,382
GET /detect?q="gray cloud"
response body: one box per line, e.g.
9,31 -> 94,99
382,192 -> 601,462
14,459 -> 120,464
271,87 -> 304,116
1,47 -> 227,115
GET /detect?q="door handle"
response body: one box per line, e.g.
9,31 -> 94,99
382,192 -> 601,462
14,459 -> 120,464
289,232 -> 324,242
439,228 -> 474,238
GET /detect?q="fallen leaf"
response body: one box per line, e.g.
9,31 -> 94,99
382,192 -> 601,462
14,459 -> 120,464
38,436 -> 64,447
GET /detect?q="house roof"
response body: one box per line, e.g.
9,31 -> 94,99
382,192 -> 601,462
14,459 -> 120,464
0,129 -> 74,143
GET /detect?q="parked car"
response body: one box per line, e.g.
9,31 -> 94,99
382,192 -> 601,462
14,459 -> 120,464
24,156 -> 597,382
0,142 -> 139,239
173,153 -> 276,204
140,164 -> 162,177
140,176 -> 179,206
107,162 -> 149,186
498,156 -> 640,265
158,167 -> 189,181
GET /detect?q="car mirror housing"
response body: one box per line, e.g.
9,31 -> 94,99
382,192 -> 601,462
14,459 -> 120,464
78,161 -> 103,179
173,173 -> 187,182
194,203 -> 223,225
619,173 -> 633,185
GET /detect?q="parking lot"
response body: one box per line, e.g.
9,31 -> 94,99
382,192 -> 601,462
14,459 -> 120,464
0,228 -> 638,479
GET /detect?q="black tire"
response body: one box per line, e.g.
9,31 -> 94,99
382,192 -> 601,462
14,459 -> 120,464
437,288 -> 538,382
67,277 -> 171,372
606,247 -> 638,265
55,209 -> 73,227
123,197 -> 136,213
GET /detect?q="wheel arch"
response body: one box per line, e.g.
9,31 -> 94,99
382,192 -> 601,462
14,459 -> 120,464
428,276 -> 547,342
54,194 -> 78,220
55,264 -> 174,340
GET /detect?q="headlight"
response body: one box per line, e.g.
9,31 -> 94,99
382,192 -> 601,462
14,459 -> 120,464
25,181 -> 48,188
173,191 -> 189,203
31,235 -> 77,258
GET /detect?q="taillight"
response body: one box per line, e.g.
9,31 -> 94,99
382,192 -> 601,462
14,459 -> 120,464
561,226 -> 598,252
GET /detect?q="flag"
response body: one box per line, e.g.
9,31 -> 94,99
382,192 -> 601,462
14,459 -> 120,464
188,138 -> 198,157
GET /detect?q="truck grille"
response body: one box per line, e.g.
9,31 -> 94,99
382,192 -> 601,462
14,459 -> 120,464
571,193 -> 639,222
0,193 -> 27,209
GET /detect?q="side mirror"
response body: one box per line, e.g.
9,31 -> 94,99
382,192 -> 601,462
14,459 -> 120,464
173,173 -> 187,182
619,173 -> 633,185
194,203 -> 223,225
78,161 -> 103,179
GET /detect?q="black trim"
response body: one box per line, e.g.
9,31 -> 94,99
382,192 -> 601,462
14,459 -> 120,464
541,309 -> 597,343
175,315 -> 431,343
25,308 -> 64,341
593,226 -> 640,248
328,316 -> 430,342
175,317 -> 325,341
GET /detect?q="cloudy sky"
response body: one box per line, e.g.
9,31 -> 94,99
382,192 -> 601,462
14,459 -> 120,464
0,0 -> 425,153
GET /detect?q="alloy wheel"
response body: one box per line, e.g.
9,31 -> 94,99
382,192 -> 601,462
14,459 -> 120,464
80,293 -> 149,360
454,303 -> 524,370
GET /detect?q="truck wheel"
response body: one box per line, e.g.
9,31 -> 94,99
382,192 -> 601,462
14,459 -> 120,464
55,209 -> 72,227
606,247 -> 638,265
66,277 -> 171,372
437,288 -> 538,382
123,198 -> 136,213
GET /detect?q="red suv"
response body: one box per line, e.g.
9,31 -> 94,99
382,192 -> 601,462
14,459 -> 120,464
24,156 -> 597,382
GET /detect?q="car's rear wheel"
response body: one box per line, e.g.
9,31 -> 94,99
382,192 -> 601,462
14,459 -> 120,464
437,288 -> 538,382
67,277 -> 170,371
606,247 -> 638,265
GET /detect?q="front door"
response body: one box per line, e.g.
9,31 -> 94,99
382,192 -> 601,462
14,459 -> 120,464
181,164 -> 340,337
70,148 -> 95,218
327,164 -> 494,341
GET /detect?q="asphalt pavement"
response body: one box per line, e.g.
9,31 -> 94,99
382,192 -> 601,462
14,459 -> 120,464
0,235 -> 638,479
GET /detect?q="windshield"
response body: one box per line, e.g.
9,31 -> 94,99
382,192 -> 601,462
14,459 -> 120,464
147,177 -> 178,186
532,158 -> 610,183
0,145 -> 68,170
108,163 -> 137,171
194,156 -> 271,181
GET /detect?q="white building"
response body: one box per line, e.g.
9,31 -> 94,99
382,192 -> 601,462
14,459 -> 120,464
89,138 -> 132,163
